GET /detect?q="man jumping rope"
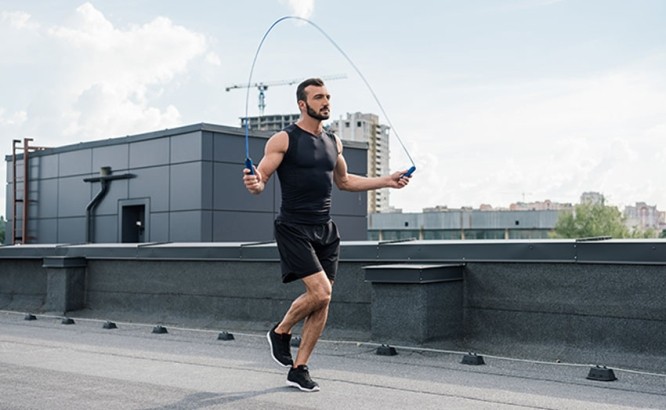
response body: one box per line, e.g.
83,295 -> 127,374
243,77 -> 411,392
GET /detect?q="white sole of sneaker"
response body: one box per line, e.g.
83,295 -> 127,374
266,330 -> 292,368
286,380 -> 320,392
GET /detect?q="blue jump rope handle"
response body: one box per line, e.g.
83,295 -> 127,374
245,157 -> 255,175
402,165 -> 416,177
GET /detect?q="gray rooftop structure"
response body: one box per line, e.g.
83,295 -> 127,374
369,209 -> 563,240
4,123 -> 369,245
1,239 -> 666,376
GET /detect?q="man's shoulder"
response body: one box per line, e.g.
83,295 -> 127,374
283,123 -> 298,134
266,130 -> 289,153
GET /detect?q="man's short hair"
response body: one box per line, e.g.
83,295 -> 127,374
297,78 -> 325,102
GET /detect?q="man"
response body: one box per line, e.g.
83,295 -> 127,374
243,78 -> 410,392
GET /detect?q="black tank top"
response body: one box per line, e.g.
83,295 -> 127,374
276,124 -> 339,224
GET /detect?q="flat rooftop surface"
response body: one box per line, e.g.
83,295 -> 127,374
1,311 -> 665,409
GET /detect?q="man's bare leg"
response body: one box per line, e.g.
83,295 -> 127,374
275,271 -> 332,366
294,300 -> 330,367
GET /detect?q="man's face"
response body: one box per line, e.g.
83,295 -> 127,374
302,85 -> 330,121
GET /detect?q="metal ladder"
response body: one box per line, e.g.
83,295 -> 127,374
11,138 -> 47,244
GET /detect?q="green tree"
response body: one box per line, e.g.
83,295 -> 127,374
551,203 -> 630,239
629,227 -> 659,239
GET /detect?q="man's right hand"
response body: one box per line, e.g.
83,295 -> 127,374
243,167 -> 264,194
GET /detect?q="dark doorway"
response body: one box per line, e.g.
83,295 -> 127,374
121,205 -> 145,243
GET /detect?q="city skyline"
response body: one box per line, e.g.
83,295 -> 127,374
1,0 -> 665,216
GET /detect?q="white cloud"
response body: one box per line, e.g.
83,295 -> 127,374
49,3 -> 207,86
16,2 -> 210,141
281,0 -> 315,19
1,1 -> 664,218
0,108 -> 27,126
0,10 -> 39,30
205,52 -> 222,66
483,0 -> 565,13
64,82 -> 181,139
391,63 -> 666,211
0,3 -> 216,217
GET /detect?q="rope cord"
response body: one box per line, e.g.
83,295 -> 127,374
243,16 -> 416,170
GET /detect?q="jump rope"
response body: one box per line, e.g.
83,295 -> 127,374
242,16 -> 416,178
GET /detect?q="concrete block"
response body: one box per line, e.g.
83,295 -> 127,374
0,260 -> 46,310
365,264 -> 464,344
43,257 -> 87,313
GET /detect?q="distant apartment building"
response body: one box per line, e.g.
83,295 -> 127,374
580,192 -> 605,205
371,192 -> 666,241
509,199 -> 573,211
577,193 -> 664,234
369,207 -> 563,241
243,114 -> 300,132
624,202 -> 664,232
372,198 -> 578,240
329,113 -> 391,213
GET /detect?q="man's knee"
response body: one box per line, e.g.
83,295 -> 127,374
313,288 -> 331,308
311,283 -> 331,309
304,272 -> 332,308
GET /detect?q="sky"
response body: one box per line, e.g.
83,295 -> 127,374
1,0 -> 665,216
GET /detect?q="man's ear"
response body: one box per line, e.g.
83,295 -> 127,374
297,100 -> 306,110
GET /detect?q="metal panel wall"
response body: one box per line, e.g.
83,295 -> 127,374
57,176 -> 92,218
36,179 -> 59,219
170,132 -> 202,163
201,162 -> 213,210
4,123 -> 369,244
36,219 -> 58,243
94,215 -> 118,243
129,138 -> 169,168
213,162 -> 275,213
95,179 -> 130,216
129,166 -> 170,213
57,216 -> 87,243
59,149 -> 92,177
169,210 -> 203,242
37,154 -> 59,179
201,210 -> 213,242
150,213 -> 169,242
170,162 -> 203,211
201,132 -> 214,162
213,210 -> 276,242
92,144 -> 129,172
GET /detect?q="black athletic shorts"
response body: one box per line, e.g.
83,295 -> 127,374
274,219 -> 340,283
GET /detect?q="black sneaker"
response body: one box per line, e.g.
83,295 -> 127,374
287,365 -> 320,392
267,324 -> 293,368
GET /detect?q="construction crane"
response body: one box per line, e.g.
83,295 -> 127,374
226,74 -> 346,115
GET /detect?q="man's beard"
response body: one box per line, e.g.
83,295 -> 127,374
305,102 -> 330,121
